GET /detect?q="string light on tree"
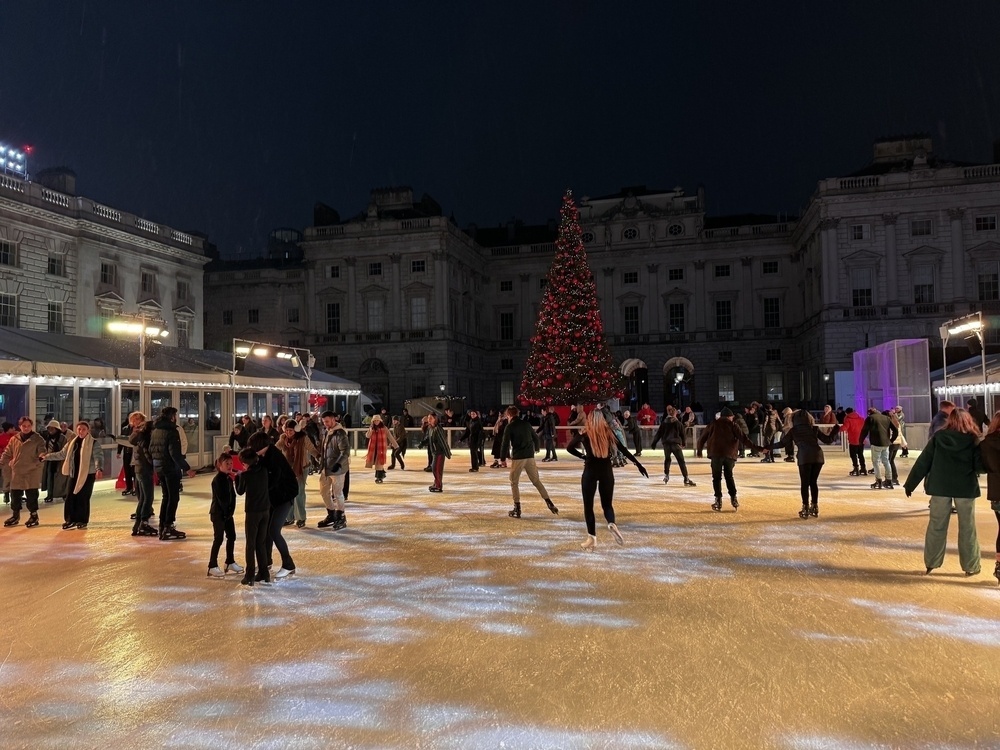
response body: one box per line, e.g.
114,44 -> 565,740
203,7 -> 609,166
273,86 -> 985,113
519,189 -> 625,405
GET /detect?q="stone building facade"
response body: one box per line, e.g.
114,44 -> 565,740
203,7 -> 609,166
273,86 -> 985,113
203,137 -> 1000,413
0,169 -> 209,348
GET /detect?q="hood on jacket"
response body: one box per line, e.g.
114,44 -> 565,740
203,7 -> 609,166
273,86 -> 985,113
932,429 -> 979,452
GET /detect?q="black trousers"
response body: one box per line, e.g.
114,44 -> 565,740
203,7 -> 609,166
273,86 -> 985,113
888,444 -> 899,482
581,460 -> 615,536
156,470 -> 181,528
390,444 -> 406,469
798,463 -> 823,505
209,514 -> 236,568
662,444 -> 689,478
267,501 -> 295,571
244,511 -> 270,578
10,488 -> 40,514
65,474 -> 96,524
122,460 -> 135,493
849,445 -> 867,471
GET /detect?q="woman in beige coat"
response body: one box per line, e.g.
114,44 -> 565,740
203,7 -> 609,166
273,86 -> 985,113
277,419 -> 319,528
1,417 -> 47,528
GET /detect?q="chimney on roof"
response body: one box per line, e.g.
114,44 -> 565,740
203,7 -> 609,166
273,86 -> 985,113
36,167 -> 76,196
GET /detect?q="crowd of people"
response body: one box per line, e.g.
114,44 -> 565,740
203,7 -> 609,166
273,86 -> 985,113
2,397 -> 999,587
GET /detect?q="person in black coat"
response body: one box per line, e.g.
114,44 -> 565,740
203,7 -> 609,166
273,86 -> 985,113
246,431 -> 299,579
650,407 -> 695,486
207,453 -> 243,577
780,410 -> 839,518
458,410 -> 485,472
148,407 -> 192,540
236,449 -> 270,586
228,424 -> 250,452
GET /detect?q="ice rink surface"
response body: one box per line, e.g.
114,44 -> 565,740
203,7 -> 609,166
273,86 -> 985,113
1,450 -> 998,749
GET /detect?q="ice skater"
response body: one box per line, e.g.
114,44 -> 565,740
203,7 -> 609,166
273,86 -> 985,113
499,405 -> 559,518
236,448 -> 270,586
780,410 -> 839,518
364,415 -> 398,484
421,413 -> 451,492
566,409 -> 648,551
696,408 -> 757,512
317,411 -> 350,530
43,421 -> 104,530
1,417 -> 47,528
650,407 -> 695,486
207,452 -> 243,577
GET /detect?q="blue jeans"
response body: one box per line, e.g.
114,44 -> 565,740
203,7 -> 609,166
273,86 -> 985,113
287,475 -> 307,523
133,466 -> 155,521
870,445 -> 891,481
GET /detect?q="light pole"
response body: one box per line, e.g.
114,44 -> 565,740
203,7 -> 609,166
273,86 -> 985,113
940,312 -> 987,408
233,338 -> 316,418
108,313 -> 169,415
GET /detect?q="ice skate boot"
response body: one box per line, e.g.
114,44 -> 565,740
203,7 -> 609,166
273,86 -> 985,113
870,479 -> 882,490
683,478 -> 696,487
508,502 -> 521,518
317,511 -> 336,528
809,502 -> 818,518
711,498 -> 722,512
580,534 -> 596,552
608,522 -> 624,545
730,496 -> 739,511
225,562 -> 244,574
798,503 -> 809,519
25,513 -> 39,528
332,510 -> 347,530
544,498 -> 559,515
3,513 -> 20,527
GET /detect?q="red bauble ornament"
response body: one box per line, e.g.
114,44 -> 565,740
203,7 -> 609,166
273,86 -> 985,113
555,373 -> 563,380
590,384 -> 599,392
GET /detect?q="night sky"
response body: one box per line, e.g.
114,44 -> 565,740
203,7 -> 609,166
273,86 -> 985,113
3,1 -> 1000,257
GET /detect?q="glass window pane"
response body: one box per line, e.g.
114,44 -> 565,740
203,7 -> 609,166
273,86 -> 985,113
180,391 -> 200,453
252,393 -> 267,420
35,386 -> 73,426
235,392 -> 249,419
204,391 -> 222,449
151,390 -> 173,418
78,387 -> 111,435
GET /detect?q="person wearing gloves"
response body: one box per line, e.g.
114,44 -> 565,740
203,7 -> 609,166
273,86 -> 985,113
1,417 -> 48,528
317,410 -> 350,529
43,421 -> 104,530
650,406 -> 695,487
780,410 -> 840,518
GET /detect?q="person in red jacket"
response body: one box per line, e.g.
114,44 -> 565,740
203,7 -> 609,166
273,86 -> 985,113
842,407 -> 867,476
637,403 -> 658,427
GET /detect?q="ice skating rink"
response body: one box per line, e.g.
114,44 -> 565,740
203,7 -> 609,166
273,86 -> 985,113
1,451 -> 998,749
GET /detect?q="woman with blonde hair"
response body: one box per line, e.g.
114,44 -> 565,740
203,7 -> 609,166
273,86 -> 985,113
975,411 -> 1000,585
567,408 -> 648,551
903,408 -> 984,577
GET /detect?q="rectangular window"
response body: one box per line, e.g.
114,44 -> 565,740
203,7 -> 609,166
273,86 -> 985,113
668,268 -> 684,281
623,305 -> 640,334
762,260 -> 779,275
499,311 -> 514,341
539,278 -> 547,290
911,219 -> 933,237
100,262 -> 118,287
47,302 -> 63,334
718,374 -> 735,403
500,280 -> 513,293
912,264 -> 935,304
141,271 -> 156,294
622,271 -> 639,285
410,351 -> 425,365
978,261 -> 1000,301
0,293 -> 16,327
410,297 -> 427,328
287,307 -> 300,323
47,255 -> 64,276
714,264 -> 731,278
248,309 -> 259,324
850,224 -> 871,241
851,268 -> 874,307
668,303 -> 685,332
718,351 -> 732,363
763,297 -> 781,328
500,381 -> 515,405
715,300 -> 732,330
328,265 -> 340,279
766,348 -> 781,362
500,358 -> 513,370
99,307 -> 115,339
367,299 -> 384,331
326,355 -> 338,369
326,303 -> 341,334
368,262 -> 382,277
411,259 -> 425,274
0,241 -> 14,267
975,215 -> 997,232
766,373 -> 784,401
222,310 -> 233,326
176,318 -> 190,349
177,280 -> 190,301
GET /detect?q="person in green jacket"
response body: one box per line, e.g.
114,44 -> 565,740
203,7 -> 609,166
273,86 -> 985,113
500,406 -> 559,519
903,408 -> 984,577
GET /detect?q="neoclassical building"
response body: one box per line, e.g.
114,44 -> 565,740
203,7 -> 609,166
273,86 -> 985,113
202,136 -> 1000,412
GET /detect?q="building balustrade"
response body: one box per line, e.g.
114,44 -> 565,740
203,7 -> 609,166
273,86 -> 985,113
701,222 -> 792,240
93,203 -> 122,222
135,217 -> 159,234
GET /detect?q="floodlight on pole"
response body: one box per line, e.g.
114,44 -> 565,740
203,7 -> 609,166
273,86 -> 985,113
107,312 -> 169,415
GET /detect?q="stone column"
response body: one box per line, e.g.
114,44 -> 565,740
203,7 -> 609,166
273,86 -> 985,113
304,261 -> 316,333
819,218 -> 840,306
602,267 -> 615,330
949,208 -> 966,300
345,257 -> 357,331
693,260 -> 706,329
740,256 -> 753,327
646,263 -> 659,330
434,251 -> 447,328
519,272 -> 531,339
882,213 -> 899,305
389,253 -> 402,329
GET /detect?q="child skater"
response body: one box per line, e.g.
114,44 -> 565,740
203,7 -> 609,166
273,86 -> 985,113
207,452 -> 243,577
235,447 -> 270,586
567,409 -> 648,551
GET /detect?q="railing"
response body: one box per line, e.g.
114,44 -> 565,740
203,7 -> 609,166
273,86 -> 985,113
490,246 -> 520,257
702,222 -> 792,239
170,230 -> 193,245
838,176 -> 881,190
135,217 -> 159,233
93,203 -> 122,222
530,243 -> 556,254
400,218 -> 431,230
312,226 -> 345,237
964,165 -> 1000,179
41,189 -> 70,208
0,174 -> 25,192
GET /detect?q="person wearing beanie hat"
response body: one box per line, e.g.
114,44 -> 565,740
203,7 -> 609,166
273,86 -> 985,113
41,419 -> 68,503
696,409 -> 757,512
364,413 -> 398,485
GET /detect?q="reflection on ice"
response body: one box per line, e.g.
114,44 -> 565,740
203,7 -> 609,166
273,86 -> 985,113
851,599 -> 1000,647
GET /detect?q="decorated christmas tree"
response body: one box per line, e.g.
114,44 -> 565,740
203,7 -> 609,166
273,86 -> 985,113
519,190 -> 625,405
